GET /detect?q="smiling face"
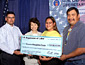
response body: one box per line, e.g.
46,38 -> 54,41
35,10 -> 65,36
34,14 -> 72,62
30,22 -> 38,31
67,9 -> 80,26
5,14 -> 15,26
45,18 -> 55,31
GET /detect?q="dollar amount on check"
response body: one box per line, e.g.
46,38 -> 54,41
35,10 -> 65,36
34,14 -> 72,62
20,36 -> 62,57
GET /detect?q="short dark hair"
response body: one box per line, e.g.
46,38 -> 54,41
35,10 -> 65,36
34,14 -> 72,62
6,11 -> 15,17
66,7 -> 79,15
29,18 -> 40,31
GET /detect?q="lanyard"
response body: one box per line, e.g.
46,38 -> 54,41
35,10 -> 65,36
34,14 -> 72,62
65,27 -> 73,45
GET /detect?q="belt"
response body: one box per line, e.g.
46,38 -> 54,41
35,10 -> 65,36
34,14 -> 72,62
67,59 -> 83,62
29,55 -> 39,59
67,60 -> 74,62
1,50 -> 18,55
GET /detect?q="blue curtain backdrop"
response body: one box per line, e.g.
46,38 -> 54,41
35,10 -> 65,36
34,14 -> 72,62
0,0 -> 5,27
0,0 -> 49,34
19,0 -> 30,34
19,0 -> 49,34
0,0 -> 2,27
29,0 -> 49,33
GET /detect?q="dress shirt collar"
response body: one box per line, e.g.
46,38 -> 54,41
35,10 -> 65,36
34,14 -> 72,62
6,23 -> 14,29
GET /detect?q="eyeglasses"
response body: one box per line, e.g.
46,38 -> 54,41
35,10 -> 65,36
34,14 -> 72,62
7,17 -> 15,19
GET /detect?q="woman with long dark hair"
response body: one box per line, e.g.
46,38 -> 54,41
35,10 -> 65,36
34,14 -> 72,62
39,16 -> 62,65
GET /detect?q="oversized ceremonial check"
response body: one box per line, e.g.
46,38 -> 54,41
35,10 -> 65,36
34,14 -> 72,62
20,36 -> 62,57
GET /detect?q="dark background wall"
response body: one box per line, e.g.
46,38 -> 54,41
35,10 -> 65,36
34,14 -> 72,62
0,0 -> 49,34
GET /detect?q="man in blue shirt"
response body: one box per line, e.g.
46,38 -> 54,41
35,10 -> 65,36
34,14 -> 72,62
60,7 -> 85,65
0,11 -> 24,65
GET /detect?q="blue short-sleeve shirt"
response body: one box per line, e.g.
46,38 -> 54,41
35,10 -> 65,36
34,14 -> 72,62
63,21 -> 85,60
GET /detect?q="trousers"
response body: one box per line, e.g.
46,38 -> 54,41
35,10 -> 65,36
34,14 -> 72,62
0,51 -> 24,65
64,59 -> 85,65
